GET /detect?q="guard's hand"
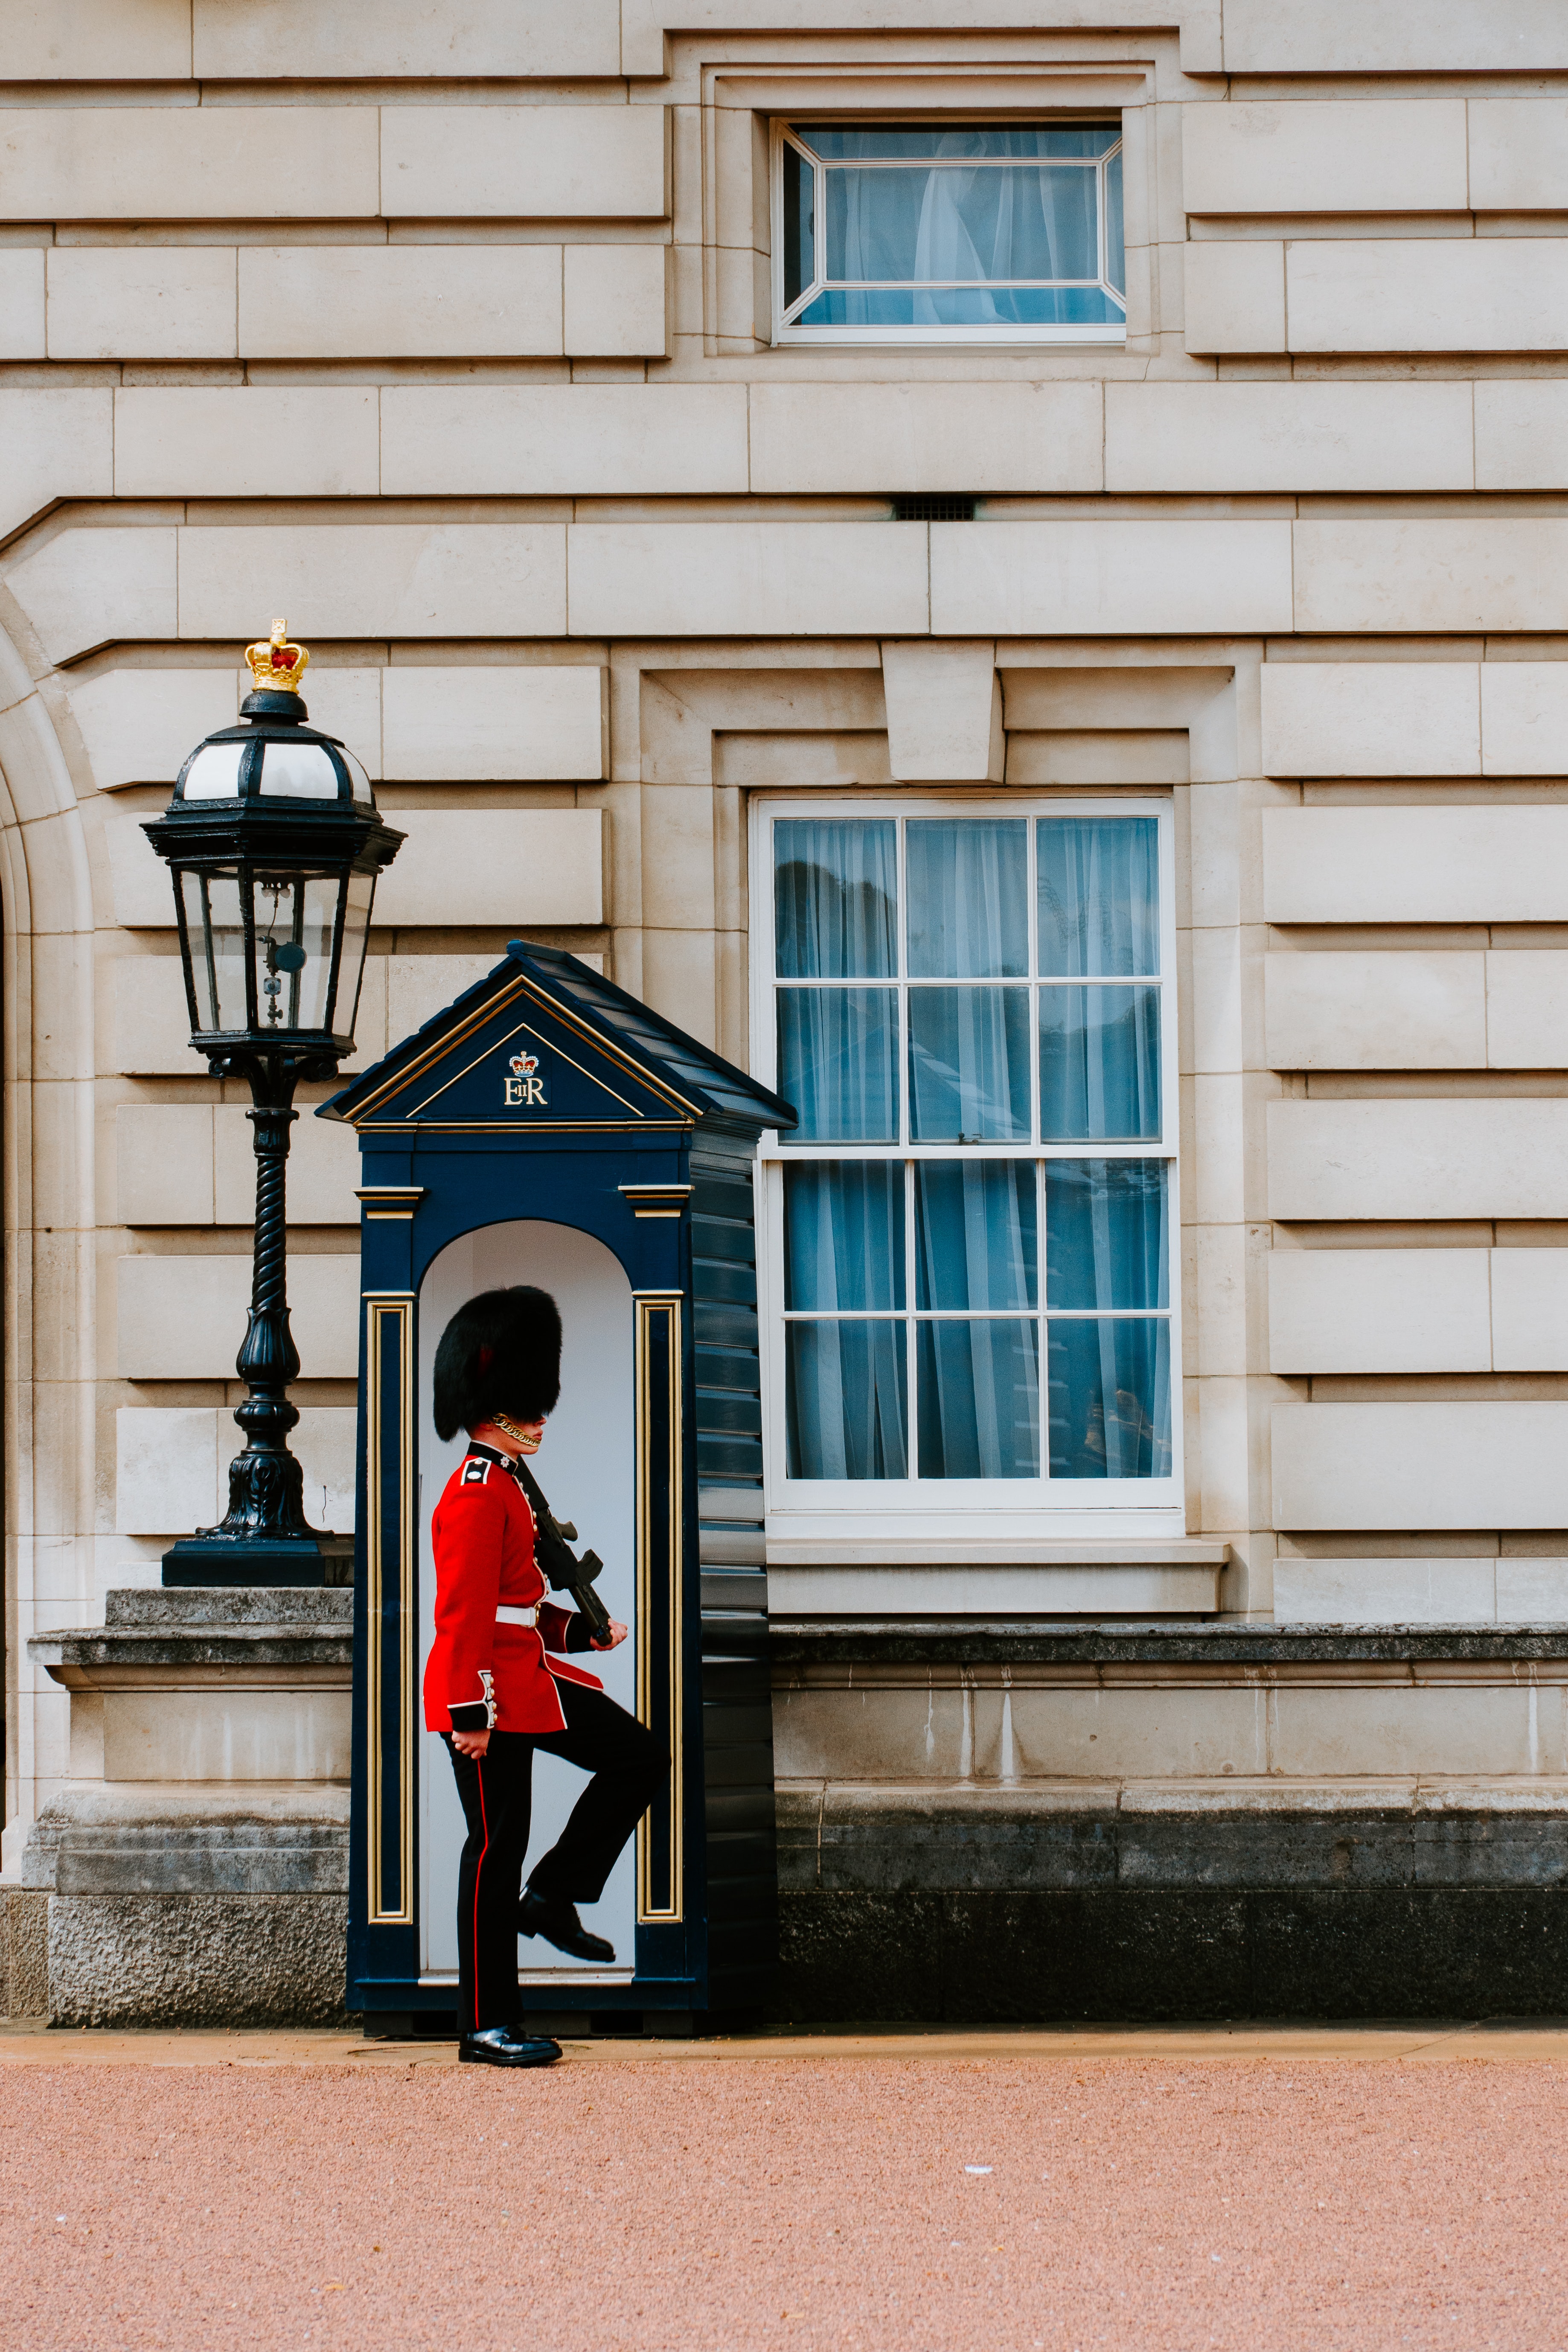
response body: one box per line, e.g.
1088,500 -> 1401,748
451,1729 -> 491,1758
591,1619 -> 628,1650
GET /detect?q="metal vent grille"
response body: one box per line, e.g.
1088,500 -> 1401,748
891,495 -> 977,522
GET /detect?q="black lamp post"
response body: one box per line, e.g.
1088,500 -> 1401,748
143,621 -> 404,1586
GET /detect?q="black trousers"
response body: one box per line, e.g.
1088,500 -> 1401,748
444,1678 -> 669,2032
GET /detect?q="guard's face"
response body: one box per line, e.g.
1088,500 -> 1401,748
513,1415 -> 547,1454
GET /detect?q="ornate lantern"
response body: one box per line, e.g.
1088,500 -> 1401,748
143,622 -> 404,1584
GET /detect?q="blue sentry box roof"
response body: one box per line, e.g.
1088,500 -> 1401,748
319,938 -> 796,1135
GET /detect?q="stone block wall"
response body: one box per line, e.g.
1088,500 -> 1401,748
7,0 -> 1568,2023
777,1784 -> 1568,2023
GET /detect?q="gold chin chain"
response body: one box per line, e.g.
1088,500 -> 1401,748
491,1412 -> 544,1455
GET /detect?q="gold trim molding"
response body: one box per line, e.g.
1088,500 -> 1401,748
634,1290 -> 684,1925
366,1294 -> 416,1927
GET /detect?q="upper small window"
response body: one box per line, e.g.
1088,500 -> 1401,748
774,119 -> 1126,344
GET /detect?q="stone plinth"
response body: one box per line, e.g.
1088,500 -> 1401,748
21,1589 -> 352,2026
773,1621 -> 1568,2021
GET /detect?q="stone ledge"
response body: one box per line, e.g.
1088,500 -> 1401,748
778,1776 -> 1568,1821
765,1541 -> 1228,1567
775,1779 -> 1568,1896
29,1585 -> 354,1678
106,1588 -> 353,1627
771,1619 -> 1568,1671
23,1782 -> 350,1895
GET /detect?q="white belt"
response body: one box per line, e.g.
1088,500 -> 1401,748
496,1605 -> 538,1628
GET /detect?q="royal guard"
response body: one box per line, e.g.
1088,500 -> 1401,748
425,1284 -> 669,2068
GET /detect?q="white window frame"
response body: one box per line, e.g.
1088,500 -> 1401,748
750,794 -> 1182,1546
770,116 -> 1127,348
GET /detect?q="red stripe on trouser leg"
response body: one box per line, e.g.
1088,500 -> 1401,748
471,1758 -> 489,2032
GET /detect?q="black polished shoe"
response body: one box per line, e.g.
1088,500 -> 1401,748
459,2026 -> 561,2068
518,1886 -> 616,1964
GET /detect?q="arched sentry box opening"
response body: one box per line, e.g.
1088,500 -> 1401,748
321,942 -> 795,2029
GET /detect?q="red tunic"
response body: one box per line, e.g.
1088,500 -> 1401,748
422,1444 -> 602,1737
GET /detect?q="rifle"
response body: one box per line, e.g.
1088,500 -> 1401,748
512,1458 -> 614,1648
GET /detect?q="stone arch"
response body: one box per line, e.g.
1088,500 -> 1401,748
0,604 -> 101,1868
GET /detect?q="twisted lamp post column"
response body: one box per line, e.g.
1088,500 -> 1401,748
207,1049 -> 324,1550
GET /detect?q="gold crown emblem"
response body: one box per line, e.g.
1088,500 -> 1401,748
244,619 -> 310,694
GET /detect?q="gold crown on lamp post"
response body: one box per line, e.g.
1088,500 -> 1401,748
244,618 -> 310,694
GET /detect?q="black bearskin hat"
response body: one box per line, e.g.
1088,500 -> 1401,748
432,1285 -> 562,1441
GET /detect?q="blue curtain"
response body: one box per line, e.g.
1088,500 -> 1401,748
774,818 -> 896,978
785,1164 -> 904,1310
783,1165 -> 907,1480
1039,817 -> 1159,976
786,1322 -> 908,1479
919,1320 -> 1040,1479
913,1162 -> 1041,1478
909,987 -> 1031,1140
906,820 -> 1027,978
1047,1319 -> 1171,1479
915,1161 -> 1036,1310
1045,1161 -> 1168,1309
775,814 -> 1170,1485
778,988 -> 899,1142
1039,984 -> 1160,1140
1043,1160 -> 1171,1479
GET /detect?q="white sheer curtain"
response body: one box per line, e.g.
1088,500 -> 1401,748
827,156 -> 1098,319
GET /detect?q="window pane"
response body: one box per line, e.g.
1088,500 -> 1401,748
774,818 -> 896,977
917,1319 -> 1040,1479
910,986 -> 1030,1141
1048,1318 -> 1171,1479
786,1320 -> 908,1479
1038,817 -> 1159,975
906,819 -> 1027,977
795,125 -> 1121,161
1039,984 -> 1160,1141
778,987 -> 899,1141
785,1163 -> 905,1311
1104,148 -> 1124,295
1045,1160 -> 1168,1311
826,164 -> 1098,286
794,286 -> 1125,327
915,1161 -> 1036,1310
783,139 -> 814,306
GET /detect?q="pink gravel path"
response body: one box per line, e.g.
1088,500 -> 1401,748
3,2055 -> 1566,2350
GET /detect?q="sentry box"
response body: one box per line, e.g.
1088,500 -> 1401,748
321,943 -> 794,2032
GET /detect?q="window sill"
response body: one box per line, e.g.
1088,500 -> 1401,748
773,326 -> 1127,349
767,1537 -> 1222,1568
765,1543 -> 1228,1618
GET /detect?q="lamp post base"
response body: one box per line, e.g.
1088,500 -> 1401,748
161,1533 -> 354,1589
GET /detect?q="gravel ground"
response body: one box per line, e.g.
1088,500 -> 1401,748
3,2053 -> 1566,2350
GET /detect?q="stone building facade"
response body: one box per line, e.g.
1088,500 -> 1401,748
5,0 -> 1568,2023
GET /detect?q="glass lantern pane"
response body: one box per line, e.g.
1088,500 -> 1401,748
338,745 -> 376,805
250,871 -> 335,1032
179,866 -> 250,1031
256,740 -> 342,800
179,743 -> 245,802
334,869 -> 377,1036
